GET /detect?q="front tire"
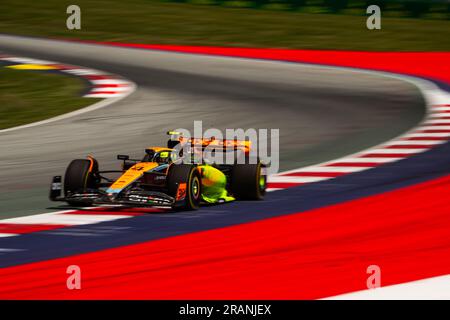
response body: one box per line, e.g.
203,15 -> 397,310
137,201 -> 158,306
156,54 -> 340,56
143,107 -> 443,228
64,158 -> 98,206
167,164 -> 201,211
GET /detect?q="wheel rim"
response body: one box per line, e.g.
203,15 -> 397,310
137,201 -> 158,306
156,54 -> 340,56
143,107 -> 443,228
192,176 -> 200,199
259,175 -> 266,190
258,165 -> 266,192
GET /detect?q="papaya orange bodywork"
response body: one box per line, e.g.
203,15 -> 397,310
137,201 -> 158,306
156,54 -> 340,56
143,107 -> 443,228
109,162 -> 159,192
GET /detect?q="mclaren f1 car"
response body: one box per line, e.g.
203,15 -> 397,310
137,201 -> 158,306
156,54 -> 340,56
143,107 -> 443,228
49,132 -> 267,210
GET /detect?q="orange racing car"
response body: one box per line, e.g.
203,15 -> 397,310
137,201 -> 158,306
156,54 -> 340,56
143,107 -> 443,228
49,132 -> 267,210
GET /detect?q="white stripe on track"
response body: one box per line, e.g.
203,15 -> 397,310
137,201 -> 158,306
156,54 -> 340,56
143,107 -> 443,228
0,212 -> 132,226
324,274 -> 450,300
419,125 -> 450,130
404,132 -> 450,138
428,113 -> 450,118
384,140 -> 444,145
0,234 -> 18,238
0,57 -> 53,64
62,68 -> 105,76
266,188 -> 283,192
90,87 -> 131,92
333,157 -> 403,163
431,107 -> 450,112
289,166 -> 370,173
90,79 -> 133,85
424,119 -> 450,124
267,176 -> 331,183
363,148 -> 427,154
0,248 -> 23,252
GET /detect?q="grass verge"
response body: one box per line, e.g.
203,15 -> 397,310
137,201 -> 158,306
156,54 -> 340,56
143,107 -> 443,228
0,67 -> 98,129
0,0 -> 449,51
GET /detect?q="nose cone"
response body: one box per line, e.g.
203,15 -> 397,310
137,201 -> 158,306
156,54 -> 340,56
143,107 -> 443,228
108,162 -> 160,194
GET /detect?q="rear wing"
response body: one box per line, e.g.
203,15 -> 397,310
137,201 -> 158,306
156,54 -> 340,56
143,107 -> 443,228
167,131 -> 251,154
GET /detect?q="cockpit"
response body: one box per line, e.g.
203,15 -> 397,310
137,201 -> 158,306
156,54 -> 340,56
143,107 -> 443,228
143,148 -> 176,164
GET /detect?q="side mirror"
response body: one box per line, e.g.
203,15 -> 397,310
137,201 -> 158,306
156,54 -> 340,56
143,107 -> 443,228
117,154 -> 129,161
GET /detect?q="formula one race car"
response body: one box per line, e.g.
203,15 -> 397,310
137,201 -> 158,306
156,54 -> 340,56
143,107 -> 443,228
49,132 -> 266,210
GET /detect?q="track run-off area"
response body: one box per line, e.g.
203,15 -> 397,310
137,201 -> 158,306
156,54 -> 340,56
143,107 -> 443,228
0,35 -> 449,299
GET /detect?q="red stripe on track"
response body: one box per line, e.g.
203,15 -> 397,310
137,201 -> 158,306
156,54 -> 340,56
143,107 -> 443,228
94,84 -> 129,88
0,223 -> 68,234
281,172 -> 346,178
83,75 -> 114,80
1,174 -> 450,299
360,153 -> 411,158
417,129 -> 450,133
402,137 -> 449,141
48,64 -> 77,70
326,162 -> 379,167
384,145 -> 432,149
267,182 -> 303,189
87,91 -> 120,95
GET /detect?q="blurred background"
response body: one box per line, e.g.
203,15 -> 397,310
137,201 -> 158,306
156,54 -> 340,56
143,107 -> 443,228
0,0 -> 449,51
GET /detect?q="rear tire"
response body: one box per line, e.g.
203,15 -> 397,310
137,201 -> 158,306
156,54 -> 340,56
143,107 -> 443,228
64,159 -> 98,206
230,160 -> 266,200
167,164 -> 201,211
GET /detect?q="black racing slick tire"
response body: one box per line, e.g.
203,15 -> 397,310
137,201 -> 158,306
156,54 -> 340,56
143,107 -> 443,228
230,161 -> 266,200
64,158 -> 98,206
167,164 -> 201,211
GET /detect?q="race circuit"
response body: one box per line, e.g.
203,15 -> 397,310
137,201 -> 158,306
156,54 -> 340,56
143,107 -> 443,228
0,34 -> 449,299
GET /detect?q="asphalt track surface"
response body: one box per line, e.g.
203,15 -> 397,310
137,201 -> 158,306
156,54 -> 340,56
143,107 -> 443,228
0,35 -> 425,218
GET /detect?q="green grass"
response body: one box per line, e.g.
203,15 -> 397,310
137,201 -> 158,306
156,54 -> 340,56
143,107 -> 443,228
0,0 -> 449,51
0,67 -> 98,129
